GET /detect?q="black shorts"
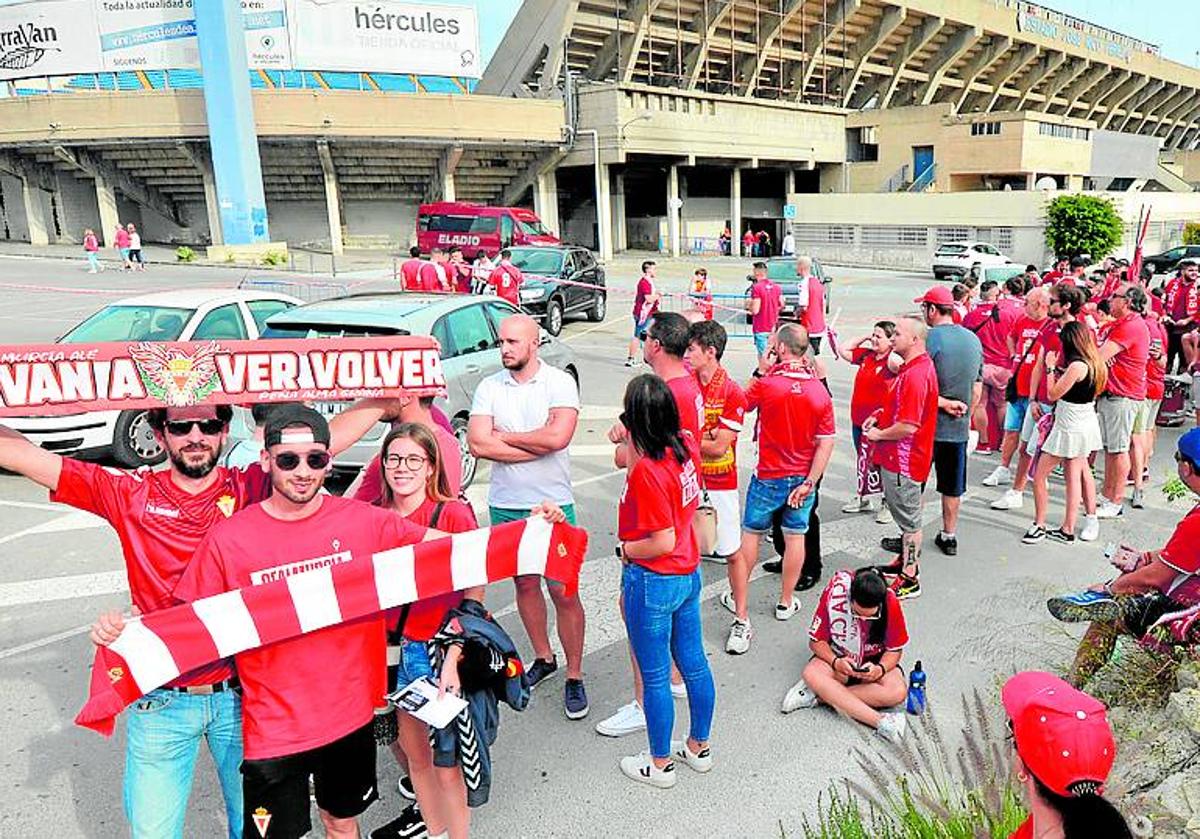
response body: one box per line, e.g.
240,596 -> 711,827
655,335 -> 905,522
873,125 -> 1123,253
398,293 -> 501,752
242,721 -> 378,839
933,440 -> 968,498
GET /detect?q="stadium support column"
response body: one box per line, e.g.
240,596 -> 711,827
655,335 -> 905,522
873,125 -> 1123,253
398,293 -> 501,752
316,141 -> 343,256
785,169 -> 796,196
20,176 -> 48,246
612,172 -> 627,253
94,175 -> 119,247
534,169 -> 559,236
731,167 -> 743,256
667,164 -> 681,258
194,0 -> 270,247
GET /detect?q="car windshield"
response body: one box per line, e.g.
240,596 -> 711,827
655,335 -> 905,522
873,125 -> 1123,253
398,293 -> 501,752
518,218 -> 550,236
60,305 -> 194,343
425,215 -> 498,234
936,245 -> 968,255
766,261 -> 804,282
983,266 -> 1026,282
260,324 -> 406,339
508,249 -> 564,275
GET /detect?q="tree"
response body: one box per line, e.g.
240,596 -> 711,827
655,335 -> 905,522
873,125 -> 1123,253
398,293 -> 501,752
1185,223 -> 1200,246
1043,195 -> 1123,260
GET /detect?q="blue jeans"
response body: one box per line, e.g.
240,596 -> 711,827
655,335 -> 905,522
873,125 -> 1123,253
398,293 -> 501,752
621,564 -> 715,759
742,474 -> 818,535
754,332 -> 771,357
124,688 -> 243,839
86,251 -> 100,270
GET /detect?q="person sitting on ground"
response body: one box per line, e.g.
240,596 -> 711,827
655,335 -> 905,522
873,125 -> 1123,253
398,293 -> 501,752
781,567 -> 908,743
1048,427 -> 1200,688
1002,671 -> 1131,839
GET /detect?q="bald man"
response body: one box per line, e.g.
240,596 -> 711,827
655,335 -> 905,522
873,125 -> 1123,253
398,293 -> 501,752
468,314 -> 589,718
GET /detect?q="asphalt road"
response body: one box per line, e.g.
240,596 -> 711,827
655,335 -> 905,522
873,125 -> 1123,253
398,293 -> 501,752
0,249 -> 1191,837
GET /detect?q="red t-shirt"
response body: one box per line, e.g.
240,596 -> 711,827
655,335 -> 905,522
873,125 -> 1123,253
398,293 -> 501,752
963,299 -> 1022,367
488,263 -> 522,305
809,580 -> 909,664
401,258 -> 423,290
1160,505 -> 1200,605
51,459 -> 271,686
1040,270 -> 1064,287
618,442 -> 702,575
353,424 -> 464,504
666,373 -> 704,447
1164,276 -> 1200,322
750,279 -> 783,334
1099,312 -> 1150,400
174,496 -> 427,760
419,261 -> 449,292
1009,817 -> 1033,839
1033,322 -> 1064,405
873,353 -> 939,483
1145,316 -> 1168,401
697,368 -> 746,492
850,348 -> 893,426
633,276 -> 658,322
449,262 -> 473,294
745,362 -> 836,479
396,498 -> 477,641
1010,315 -> 1050,398
802,278 -> 826,334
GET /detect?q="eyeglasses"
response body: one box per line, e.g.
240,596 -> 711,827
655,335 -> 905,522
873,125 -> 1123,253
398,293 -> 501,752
164,418 -> 227,437
272,450 -> 331,471
852,606 -> 882,621
383,453 -> 429,471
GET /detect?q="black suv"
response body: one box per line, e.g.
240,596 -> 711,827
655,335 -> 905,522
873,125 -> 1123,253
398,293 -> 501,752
1144,245 -> 1200,276
507,245 -> 606,336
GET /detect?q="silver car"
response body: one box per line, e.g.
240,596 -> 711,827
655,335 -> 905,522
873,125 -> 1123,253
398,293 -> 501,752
250,292 -> 580,487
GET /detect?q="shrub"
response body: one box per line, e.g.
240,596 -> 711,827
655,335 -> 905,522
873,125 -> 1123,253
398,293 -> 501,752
1044,195 -> 1123,260
261,250 -> 287,267
1184,223 -> 1200,246
174,246 -> 196,263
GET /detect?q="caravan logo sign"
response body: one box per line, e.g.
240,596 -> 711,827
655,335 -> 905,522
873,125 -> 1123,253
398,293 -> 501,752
0,0 -> 102,81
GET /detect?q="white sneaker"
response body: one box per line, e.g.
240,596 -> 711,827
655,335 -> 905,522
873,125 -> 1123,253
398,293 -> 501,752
781,677 -> 820,713
596,701 -> 646,737
619,753 -> 677,788
725,619 -> 753,655
982,465 -> 1013,487
670,740 -> 713,773
1080,515 -> 1100,542
774,599 -> 803,621
841,496 -> 870,514
670,681 -> 687,700
719,591 -> 737,616
990,489 -> 1024,510
875,505 -> 893,525
1096,501 -> 1124,520
877,712 -> 907,744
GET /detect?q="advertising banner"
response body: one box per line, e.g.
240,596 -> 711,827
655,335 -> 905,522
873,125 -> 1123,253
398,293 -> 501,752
0,337 -> 446,416
0,0 -> 102,81
288,0 -> 481,78
95,0 -> 200,71
242,0 -> 290,69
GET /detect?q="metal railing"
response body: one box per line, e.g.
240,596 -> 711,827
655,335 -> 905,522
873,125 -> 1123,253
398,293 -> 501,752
909,164 -> 937,193
880,164 -> 909,192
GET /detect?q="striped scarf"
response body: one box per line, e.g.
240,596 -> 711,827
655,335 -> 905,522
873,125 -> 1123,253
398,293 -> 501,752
77,517 -> 587,735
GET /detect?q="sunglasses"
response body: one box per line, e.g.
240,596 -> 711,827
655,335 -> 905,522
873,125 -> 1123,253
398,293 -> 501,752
383,453 -> 429,471
164,418 -> 227,437
272,451 -> 332,471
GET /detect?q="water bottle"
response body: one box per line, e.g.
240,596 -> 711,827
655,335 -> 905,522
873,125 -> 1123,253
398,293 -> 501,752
906,660 -> 927,716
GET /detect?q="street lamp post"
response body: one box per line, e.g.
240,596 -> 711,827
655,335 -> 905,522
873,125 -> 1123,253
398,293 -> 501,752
576,128 -> 612,262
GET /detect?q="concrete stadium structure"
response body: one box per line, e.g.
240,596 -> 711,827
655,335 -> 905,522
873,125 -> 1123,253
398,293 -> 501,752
0,0 -> 1197,265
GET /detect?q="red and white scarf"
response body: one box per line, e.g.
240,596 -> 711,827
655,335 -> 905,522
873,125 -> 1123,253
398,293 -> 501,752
77,518 -> 586,735
1164,277 -> 1200,321
823,569 -> 864,666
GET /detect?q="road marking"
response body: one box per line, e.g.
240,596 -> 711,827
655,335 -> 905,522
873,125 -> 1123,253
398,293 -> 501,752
560,320 -> 619,342
0,509 -> 107,546
0,499 -> 68,513
0,624 -> 91,661
0,570 -> 127,608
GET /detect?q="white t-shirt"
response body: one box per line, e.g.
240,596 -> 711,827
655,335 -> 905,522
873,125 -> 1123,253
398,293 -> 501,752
470,360 -> 579,507
129,232 -> 142,250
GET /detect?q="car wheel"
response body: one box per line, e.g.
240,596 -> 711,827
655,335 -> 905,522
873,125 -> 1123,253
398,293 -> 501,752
587,292 -> 607,322
452,414 -> 478,490
545,298 -> 564,336
112,409 -> 165,467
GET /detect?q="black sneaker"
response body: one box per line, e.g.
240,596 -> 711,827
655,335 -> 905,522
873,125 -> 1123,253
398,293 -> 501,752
795,573 -> 822,592
880,536 -> 903,554
762,559 -> 783,573
370,805 -> 427,839
1047,528 -> 1076,545
934,534 -> 957,556
1022,525 -> 1047,544
564,678 -> 589,720
524,656 -> 558,690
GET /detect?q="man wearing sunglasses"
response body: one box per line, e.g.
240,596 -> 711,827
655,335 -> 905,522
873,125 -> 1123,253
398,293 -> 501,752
0,395 -> 400,839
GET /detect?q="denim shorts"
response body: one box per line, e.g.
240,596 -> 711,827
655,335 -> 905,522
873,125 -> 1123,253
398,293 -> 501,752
1004,397 -> 1030,433
633,315 -> 651,339
742,474 -> 817,535
753,332 -> 771,357
388,639 -> 434,692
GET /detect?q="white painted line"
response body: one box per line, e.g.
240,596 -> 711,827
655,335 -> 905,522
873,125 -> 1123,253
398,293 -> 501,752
0,510 -> 107,546
572,469 -> 624,488
561,320 -> 619,342
0,624 -> 90,661
568,443 -> 617,458
0,499 -> 68,513
578,404 -> 622,421
0,570 -> 127,608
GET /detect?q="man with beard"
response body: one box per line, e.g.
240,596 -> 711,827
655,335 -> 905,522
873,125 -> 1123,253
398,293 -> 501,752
0,397 -> 398,839
467,314 -> 587,719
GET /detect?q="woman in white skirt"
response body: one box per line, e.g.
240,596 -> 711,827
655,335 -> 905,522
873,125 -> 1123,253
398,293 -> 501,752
1024,321 -> 1107,544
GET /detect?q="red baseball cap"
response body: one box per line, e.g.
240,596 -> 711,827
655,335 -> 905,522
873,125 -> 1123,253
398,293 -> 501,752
914,286 -> 955,307
1002,671 -> 1116,797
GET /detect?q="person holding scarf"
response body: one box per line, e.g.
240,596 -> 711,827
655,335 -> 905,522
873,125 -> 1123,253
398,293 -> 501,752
837,321 -> 897,521
1161,260 -> 1198,375
781,568 -> 909,743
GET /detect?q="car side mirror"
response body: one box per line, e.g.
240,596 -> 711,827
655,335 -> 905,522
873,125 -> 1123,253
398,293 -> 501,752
476,339 -> 489,352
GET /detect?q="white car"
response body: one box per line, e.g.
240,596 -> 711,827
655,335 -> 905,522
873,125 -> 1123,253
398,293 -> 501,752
5,289 -> 299,467
932,242 -> 1012,279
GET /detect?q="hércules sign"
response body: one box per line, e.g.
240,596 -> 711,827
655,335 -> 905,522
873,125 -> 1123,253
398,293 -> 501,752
0,337 -> 445,416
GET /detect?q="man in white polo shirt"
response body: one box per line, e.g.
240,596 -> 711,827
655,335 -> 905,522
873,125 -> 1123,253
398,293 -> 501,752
468,313 -> 588,719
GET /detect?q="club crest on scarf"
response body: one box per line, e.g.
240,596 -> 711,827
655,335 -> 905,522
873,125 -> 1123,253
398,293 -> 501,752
128,341 -> 221,407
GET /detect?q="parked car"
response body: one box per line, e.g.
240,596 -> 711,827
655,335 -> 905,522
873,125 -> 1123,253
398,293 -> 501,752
766,256 -> 833,316
4,289 -> 299,467
1143,245 -> 1200,276
932,241 -> 1011,279
508,245 -> 607,336
255,293 -> 579,488
417,202 -> 559,258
